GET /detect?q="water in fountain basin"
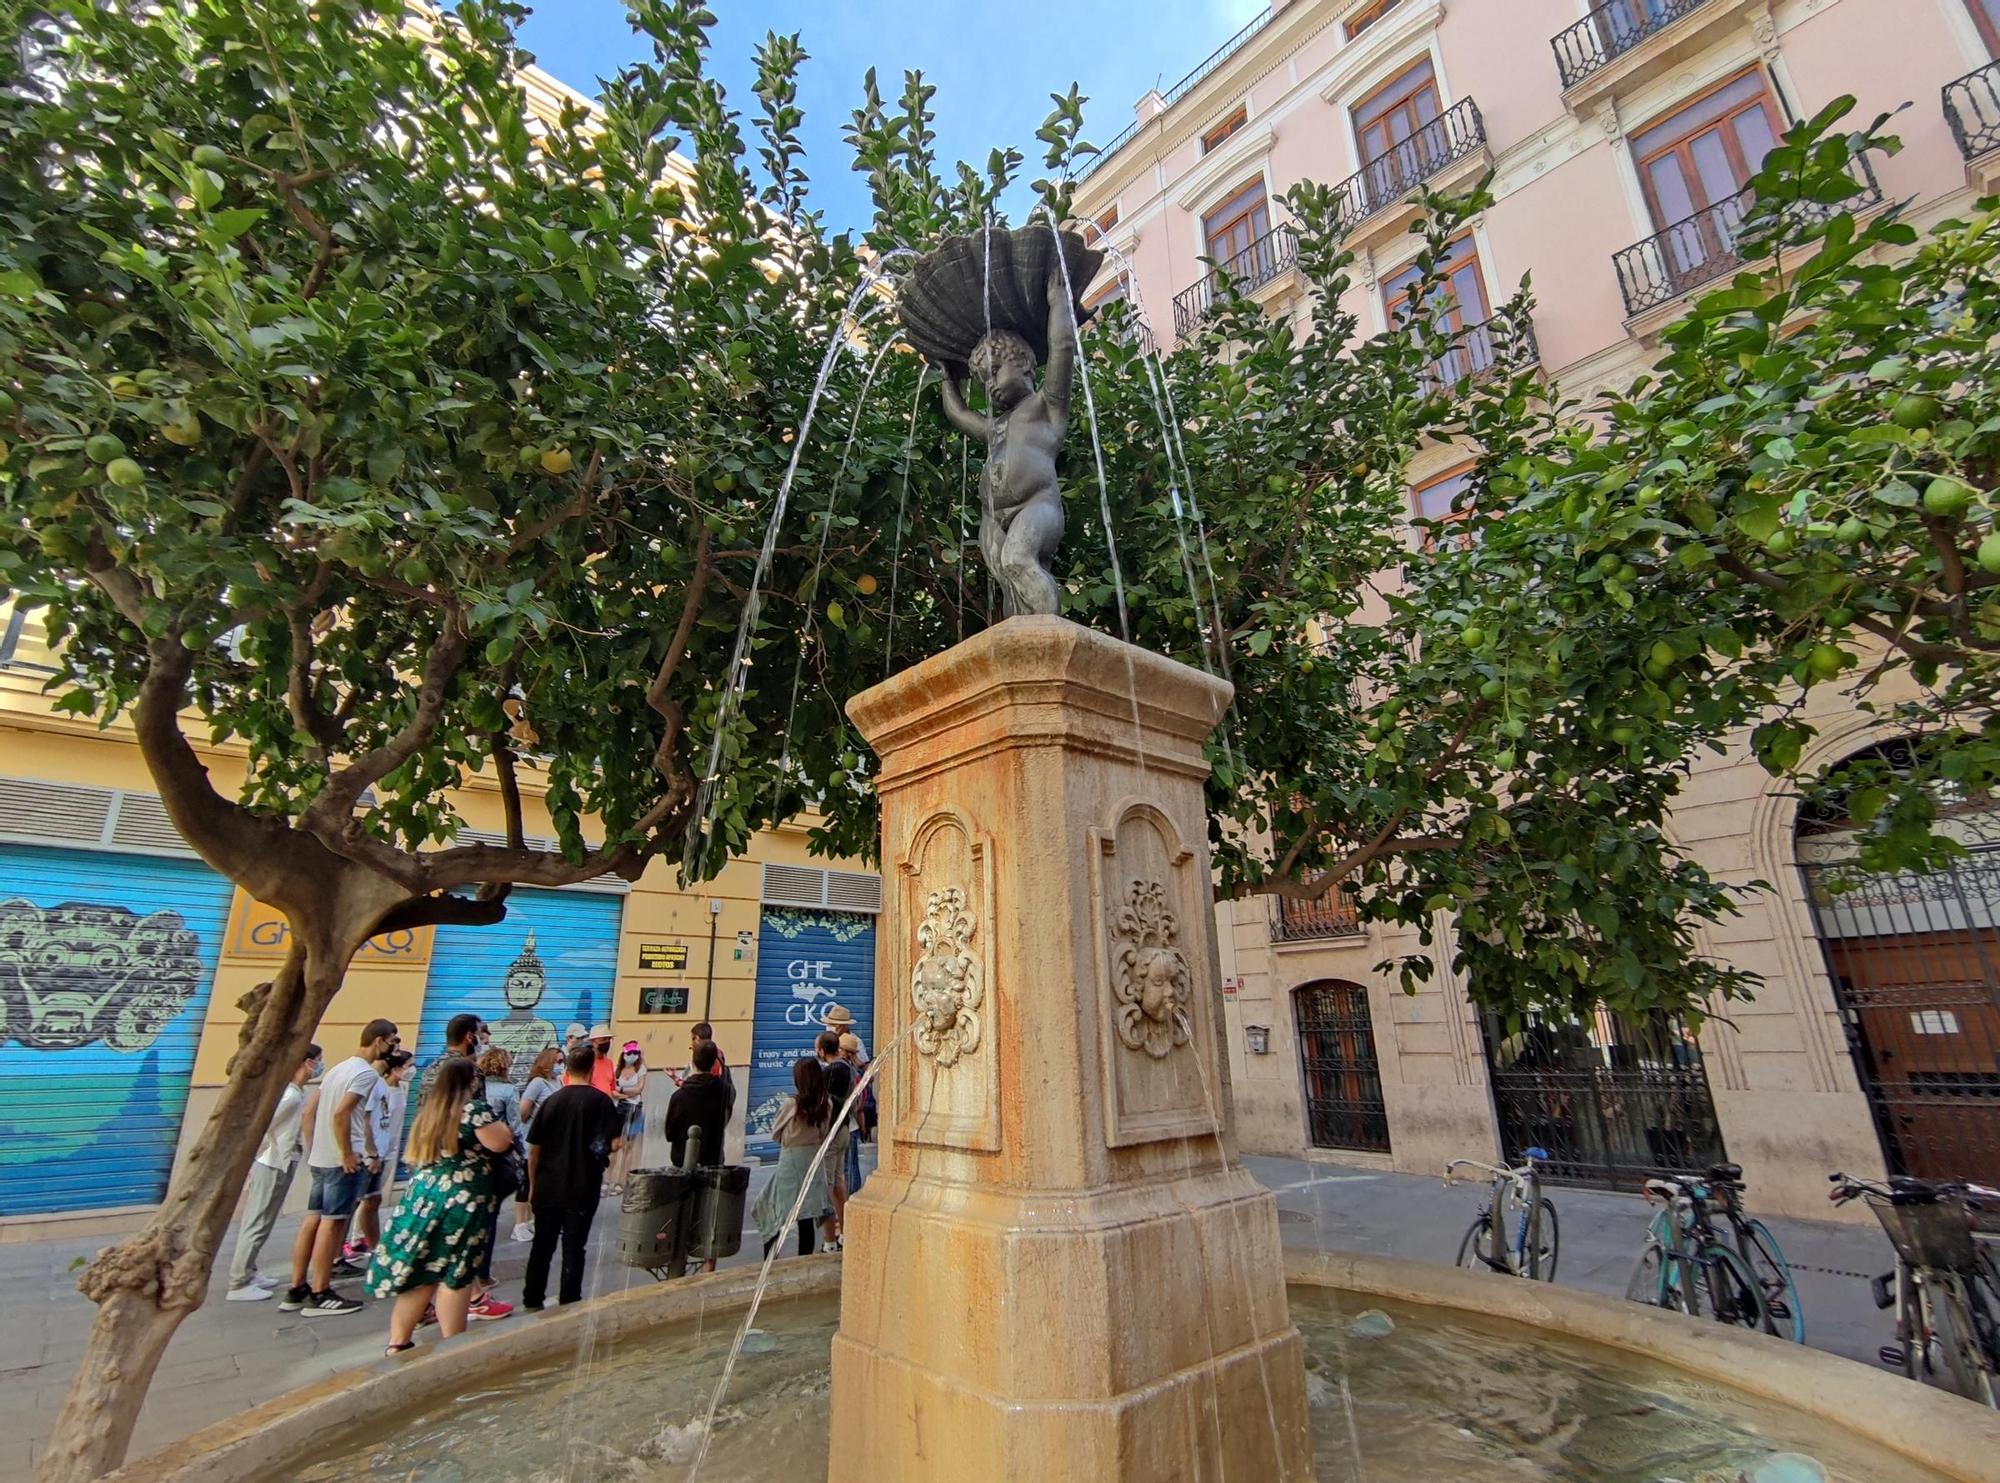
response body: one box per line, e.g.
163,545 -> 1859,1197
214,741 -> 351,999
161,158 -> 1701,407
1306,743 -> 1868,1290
255,1282 -> 1939,1483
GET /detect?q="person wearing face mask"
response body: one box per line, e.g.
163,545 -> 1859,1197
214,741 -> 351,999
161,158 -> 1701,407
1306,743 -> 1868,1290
225,1043 -> 322,1301
608,1041 -> 648,1193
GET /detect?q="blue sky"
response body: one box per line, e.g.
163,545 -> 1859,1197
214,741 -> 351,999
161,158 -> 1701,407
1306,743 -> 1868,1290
504,0 -> 1264,234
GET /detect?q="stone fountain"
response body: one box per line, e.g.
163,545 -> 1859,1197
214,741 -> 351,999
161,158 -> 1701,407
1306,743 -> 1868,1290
826,226 -> 1313,1481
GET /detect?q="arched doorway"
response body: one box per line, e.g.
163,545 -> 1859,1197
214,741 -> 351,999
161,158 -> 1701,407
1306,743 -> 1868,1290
1292,980 -> 1390,1153
1797,740 -> 2000,1184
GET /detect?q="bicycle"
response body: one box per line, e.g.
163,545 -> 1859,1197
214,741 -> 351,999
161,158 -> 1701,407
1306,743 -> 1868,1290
1830,1171 -> 2000,1407
1624,1172 -> 1768,1331
1444,1148 -> 1558,1280
1702,1161 -> 1806,1343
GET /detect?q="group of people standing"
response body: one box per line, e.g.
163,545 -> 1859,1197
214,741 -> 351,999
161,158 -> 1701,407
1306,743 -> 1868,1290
751,1024 -> 870,1259
225,1012 -> 738,1357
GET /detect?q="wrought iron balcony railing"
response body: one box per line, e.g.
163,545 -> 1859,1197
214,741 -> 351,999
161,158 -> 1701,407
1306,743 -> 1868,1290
1420,313 -> 1540,391
1551,0 -> 1716,91
1331,98 -> 1486,237
1612,155 -> 1882,317
1171,222 -> 1299,340
1274,888 -> 1364,942
1946,58 -> 2000,161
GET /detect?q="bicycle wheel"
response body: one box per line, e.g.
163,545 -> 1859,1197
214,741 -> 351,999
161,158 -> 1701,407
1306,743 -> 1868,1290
1934,1275 -> 1999,1407
1529,1198 -> 1559,1282
1736,1217 -> 1805,1344
1456,1213 -> 1496,1273
1624,1213 -> 1672,1308
1699,1243 -> 1769,1330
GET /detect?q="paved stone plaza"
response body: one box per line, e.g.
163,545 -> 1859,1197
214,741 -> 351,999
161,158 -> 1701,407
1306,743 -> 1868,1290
0,1151 -> 1906,1480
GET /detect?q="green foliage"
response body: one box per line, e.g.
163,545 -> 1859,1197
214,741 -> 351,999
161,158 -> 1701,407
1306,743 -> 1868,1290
0,0 -> 889,895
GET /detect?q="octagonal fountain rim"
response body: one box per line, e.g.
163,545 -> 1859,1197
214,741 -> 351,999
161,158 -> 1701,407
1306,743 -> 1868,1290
104,1249 -> 2000,1483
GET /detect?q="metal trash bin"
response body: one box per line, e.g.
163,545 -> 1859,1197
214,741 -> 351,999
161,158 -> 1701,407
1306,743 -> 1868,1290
615,1166 -> 696,1273
687,1164 -> 750,1262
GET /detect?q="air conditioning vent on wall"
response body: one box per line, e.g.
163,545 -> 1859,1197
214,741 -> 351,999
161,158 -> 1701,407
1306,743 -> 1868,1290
761,862 -> 881,915
0,776 -> 198,858
451,828 -> 629,894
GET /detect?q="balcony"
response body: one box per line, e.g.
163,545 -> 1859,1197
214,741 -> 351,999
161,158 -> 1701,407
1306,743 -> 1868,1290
1553,0 -> 1717,90
1946,59 -> 2000,193
1420,312 -> 1540,391
1612,156 -> 1883,319
1273,888 -> 1365,942
1172,222 -> 1299,340
1331,98 -> 1487,248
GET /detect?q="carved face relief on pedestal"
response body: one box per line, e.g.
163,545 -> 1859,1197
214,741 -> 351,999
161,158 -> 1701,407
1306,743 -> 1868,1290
911,886 -> 982,1066
1110,880 -> 1192,1060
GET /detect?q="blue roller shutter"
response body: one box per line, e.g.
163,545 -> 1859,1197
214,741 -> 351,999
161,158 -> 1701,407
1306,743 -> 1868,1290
0,844 -> 233,1216
746,908 -> 876,1160
415,888 -> 624,1097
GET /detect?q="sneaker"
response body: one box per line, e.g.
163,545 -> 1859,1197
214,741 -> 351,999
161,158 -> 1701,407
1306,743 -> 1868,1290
277,1285 -> 311,1312
342,1237 -> 371,1259
299,1289 -> 363,1318
511,1222 -> 535,1243
250,1273 -> 280,1290
330,1257 -> 365,1278
417,1303 -> 438,1327
466,1295 -> 514,1322
225,1284 -> 272,1303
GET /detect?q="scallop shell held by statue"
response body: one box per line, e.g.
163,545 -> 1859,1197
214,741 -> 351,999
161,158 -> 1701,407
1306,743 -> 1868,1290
896,226 -> 1106,379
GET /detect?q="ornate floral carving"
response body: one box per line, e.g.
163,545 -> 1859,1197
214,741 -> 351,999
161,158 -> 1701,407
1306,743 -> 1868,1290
1109,879 -> 1192,1059
911,886 -> 982,1066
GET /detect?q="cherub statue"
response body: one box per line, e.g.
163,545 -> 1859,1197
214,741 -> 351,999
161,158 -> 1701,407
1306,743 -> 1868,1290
896,226 -> 1103,619
936,260 -> 1076,617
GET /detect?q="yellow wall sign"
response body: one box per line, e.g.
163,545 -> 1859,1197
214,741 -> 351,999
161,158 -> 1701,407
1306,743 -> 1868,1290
638,942 -> 690,972
225,892 -> 434,967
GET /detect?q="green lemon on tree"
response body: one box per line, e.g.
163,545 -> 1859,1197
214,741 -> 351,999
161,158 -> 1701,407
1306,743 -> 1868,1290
1923,475 -> 1973,518
825,601 -> 844,626
712,470 -> 737,494
191,144 -> 228,169
1807,643 -> 1846,681
108,375 -> 140,398
85,433 -> 125,463
104,457 -> 144,489
159,413 -> 202,447
1493,749 -> 1516,771
1835,516 -> 1866,545
1765,528 -> 1794,555
1479,678 -> 1504,701
538,446 -> 573,475
1977,531 -> 2000,575
1648,640 -> 1676,672
0,388 -> 14,417
1460,625 -> 1486,649
1890,393 -> 1943,430
1609,723 -> 1639,746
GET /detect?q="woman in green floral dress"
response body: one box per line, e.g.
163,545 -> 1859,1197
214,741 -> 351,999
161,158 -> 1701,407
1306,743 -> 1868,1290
365,1055 -> 514,1354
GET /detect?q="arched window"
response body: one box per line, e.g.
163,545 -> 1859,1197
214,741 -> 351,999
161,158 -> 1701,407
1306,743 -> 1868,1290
1292,980 -> 1389,1153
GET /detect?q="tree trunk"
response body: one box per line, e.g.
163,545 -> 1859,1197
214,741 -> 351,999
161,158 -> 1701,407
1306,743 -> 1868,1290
37,939 -> 355,1482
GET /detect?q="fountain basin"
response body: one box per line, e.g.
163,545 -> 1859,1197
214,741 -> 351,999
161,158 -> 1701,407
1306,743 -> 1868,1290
106,1249 -> 2000,1483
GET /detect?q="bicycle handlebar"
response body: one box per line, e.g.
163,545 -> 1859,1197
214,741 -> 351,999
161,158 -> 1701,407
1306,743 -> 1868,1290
1443,1155 -> 1541,1187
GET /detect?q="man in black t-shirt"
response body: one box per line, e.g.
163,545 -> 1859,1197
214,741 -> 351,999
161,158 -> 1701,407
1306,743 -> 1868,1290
523,1044 -> 624,1308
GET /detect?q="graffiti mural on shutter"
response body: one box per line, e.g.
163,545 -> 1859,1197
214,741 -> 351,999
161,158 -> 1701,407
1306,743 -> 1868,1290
0,845 -> 232,1215
746,908 -> 876,1159
416,888 -> 624,1089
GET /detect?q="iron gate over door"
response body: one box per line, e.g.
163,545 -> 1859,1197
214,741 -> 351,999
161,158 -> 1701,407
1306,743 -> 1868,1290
1798,843 -> 2000,1188
1479,1009 -> 1725,1190
1293,980 -> 1390,1154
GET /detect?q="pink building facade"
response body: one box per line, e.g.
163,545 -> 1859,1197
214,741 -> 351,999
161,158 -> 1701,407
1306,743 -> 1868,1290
1068,0 -> 2000,1217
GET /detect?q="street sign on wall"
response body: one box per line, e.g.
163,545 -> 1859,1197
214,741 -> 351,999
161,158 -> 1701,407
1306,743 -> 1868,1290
745,907 -> 875,1159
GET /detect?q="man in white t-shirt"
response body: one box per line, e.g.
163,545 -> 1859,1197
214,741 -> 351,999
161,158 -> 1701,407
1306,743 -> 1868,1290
347,1049 -> 413,1260
280,1018 -> 397,1316
224,1042 -> 321,1300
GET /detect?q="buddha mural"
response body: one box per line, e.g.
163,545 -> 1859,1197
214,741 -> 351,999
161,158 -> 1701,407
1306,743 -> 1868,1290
488,931 -> 557,1085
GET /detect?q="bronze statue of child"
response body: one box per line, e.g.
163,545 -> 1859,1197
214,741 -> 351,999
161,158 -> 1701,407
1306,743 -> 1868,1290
936,260 -> 1077,618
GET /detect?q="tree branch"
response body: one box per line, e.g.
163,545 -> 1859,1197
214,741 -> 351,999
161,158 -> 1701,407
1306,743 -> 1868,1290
305,617 -> 469,835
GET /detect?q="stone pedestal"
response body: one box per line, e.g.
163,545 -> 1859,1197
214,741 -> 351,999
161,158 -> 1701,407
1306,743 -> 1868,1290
828,616 -> 1312,1483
